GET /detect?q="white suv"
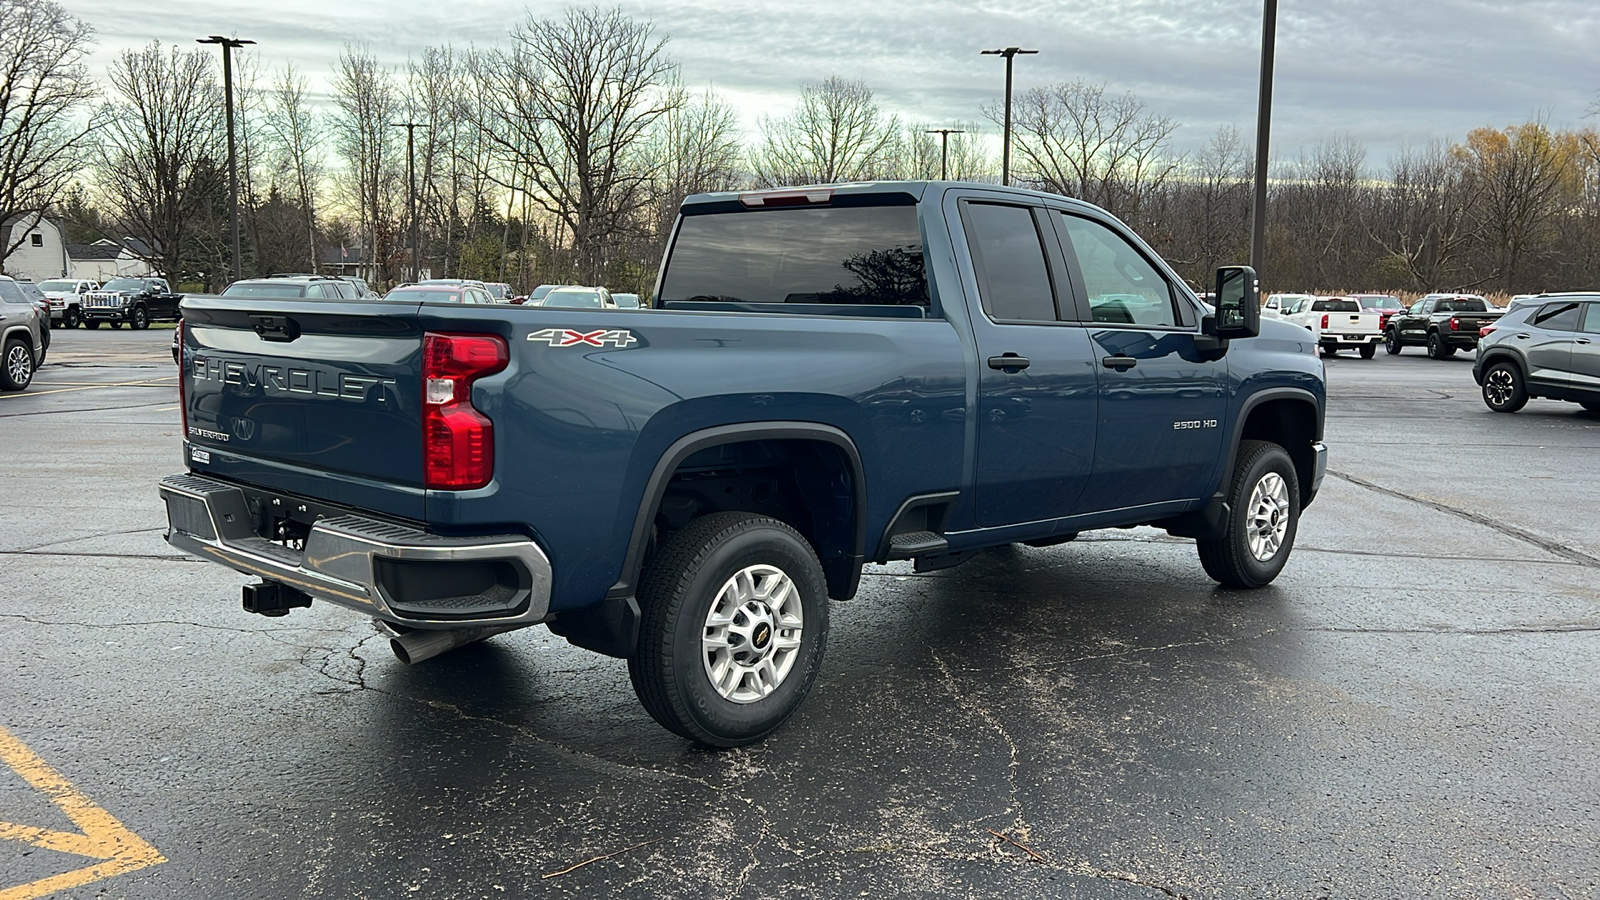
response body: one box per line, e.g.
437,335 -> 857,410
0,275 -> 45,390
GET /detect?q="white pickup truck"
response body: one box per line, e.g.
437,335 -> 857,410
1267,295 -> 1383,358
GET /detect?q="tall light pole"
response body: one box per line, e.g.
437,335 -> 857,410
981,47 -> 1036,187
1250,0 -> 1278,277
197,35 -> 254,282
925,128 -> 966,180
392,122 -> 428,282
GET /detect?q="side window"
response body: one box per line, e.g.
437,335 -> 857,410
306,284 -> 329,299
1533,302 -> 1581,332
0,281 -> 23,303
331,281 -> 356,299
1581,303 -> 1600,335
1059,215 -> 1177,327
961,202 -> 1059,322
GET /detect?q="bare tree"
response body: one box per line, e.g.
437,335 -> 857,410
95,42 -> 224,284
1368,140 -> 1481,290
0,0 -> 97,270
751,76 -> 902,187
1156,125 -> 1252,285
897,122 -> 995,182
470,6 -> 678,285
998,80 -> 1180,229
331,44 -> 402,285
265,63 -> 324,272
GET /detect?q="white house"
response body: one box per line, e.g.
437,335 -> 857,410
65,238 -> 153,281
1,213 -> 71,281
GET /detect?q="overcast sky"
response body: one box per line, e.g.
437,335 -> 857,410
59,0 -> 1600,165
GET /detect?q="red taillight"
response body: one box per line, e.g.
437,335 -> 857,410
1450,317 -> 1460,331
176,321 -> 188,437
1321,314 -> 1329,329
423,332 -> 508,490
1479,324 -> 1496,338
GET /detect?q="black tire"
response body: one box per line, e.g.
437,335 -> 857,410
1481,361 -> 1528,413
1358,343 -> 1377,359
129,304 -> 149,330
83,318 -> 99,330
1425,332 -> 1455,358
63,306 -> 78,328
1,337 -> 33,391
1320,345 -> 1338,357
109,319 -> 122,329
628,511 -> 829,747
1384,328 -> 1402,355
1197,440 -> 1300,589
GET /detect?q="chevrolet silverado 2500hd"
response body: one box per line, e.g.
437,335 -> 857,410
161,182 -> 1327,746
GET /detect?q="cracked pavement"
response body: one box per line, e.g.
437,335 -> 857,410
1,330 -> 1597,898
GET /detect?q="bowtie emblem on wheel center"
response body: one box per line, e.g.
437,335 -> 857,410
752,623 -> 772,650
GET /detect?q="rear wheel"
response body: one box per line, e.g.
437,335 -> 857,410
1385,328 -> 1402,355
628,511 -> 828,747
2,337 -> 33,391
1481,361 -> 1528,413
1358,343 -> 1377,359
1197,440 -> 1300,589
1426,332 -> 1454,358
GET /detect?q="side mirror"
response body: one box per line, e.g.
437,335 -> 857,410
1213,265 -> 1260,340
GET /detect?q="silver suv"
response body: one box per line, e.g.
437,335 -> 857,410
1475,293 -> 1600,413
0,275 -> 46,390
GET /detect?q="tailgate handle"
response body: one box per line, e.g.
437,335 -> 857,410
251,314 -> 301,343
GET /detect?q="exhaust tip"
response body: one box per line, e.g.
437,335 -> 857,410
390,638 -> 414,665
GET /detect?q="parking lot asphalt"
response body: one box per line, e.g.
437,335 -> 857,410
2,329 -> 1597,899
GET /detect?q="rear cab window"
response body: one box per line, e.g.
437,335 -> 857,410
658,201 -> 929,316
960,202 -> 1060,323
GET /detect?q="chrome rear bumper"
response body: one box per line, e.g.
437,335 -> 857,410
159,473 -> 552,628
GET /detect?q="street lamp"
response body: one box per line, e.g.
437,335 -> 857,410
1249,0 -> 1278,277
197,35 -> 254,282
924,129 -> 966,181
981,47 -> 1036,187
391,122 -> 428,282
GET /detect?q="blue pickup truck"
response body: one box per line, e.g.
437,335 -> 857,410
161,182 -> 1326,746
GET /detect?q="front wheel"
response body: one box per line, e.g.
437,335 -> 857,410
2,337 -> 34,391
1385,328 -> 1402,355
63,306 -> 79,328
1197,440 -> 1301,589
628,511 -> 829,747
1358,343 -> 1377,359
1481,361 -> 1528,412
129,305 -> 149,330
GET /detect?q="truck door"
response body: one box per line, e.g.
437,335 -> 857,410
1054,212 -> 1227,511
958,200 -> 1099,526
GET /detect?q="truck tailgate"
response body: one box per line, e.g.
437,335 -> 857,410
180,299 -> 428,519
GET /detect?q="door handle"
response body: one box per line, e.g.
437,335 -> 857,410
1102,355 -> 1137,370
987,353 -> 1031,371
1579,338 -> 1593,345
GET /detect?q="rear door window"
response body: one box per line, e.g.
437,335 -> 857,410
658,204 -> 928,309
1534,302 -> 1582,331
961,202 -> 1059,323
1581,303 -> 1600,334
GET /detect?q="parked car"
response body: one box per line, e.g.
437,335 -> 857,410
1351,293 -> 1406,331
221,276 -> 362,299
163,180 -> 1327,747
541,286 -> 615,309
36,278 -> 98,328
1475,294 -> 1600,413
1262,293 -> 1314,318
482,282 -> 515,303
520,284 -> 562,306
17,281 -> 49,357
611,292 -> 641,309
81,277 -> 182,329
1277,295 -> 1383,357
383,284 -> 497,304
0,275 -> 46,390
264,273 -> 377,298
1385,294 -> 1503,358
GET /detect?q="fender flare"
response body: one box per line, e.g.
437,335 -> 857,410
603,421 -> 868,603
1218,386 -> 1321,494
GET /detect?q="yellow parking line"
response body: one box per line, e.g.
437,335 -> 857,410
0,378 -> 175,400
0,726 -> 166,899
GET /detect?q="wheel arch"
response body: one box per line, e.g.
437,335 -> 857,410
1227,389 -> 1321,508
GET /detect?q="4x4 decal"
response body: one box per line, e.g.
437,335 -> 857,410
527,328 -> 637,348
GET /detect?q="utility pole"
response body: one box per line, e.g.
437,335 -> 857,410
981,47 -> 1036,187
1250,0 -> 1278,277
925,129 -> 966,180
392,122 -> 428,282
198,35 -> 255,282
